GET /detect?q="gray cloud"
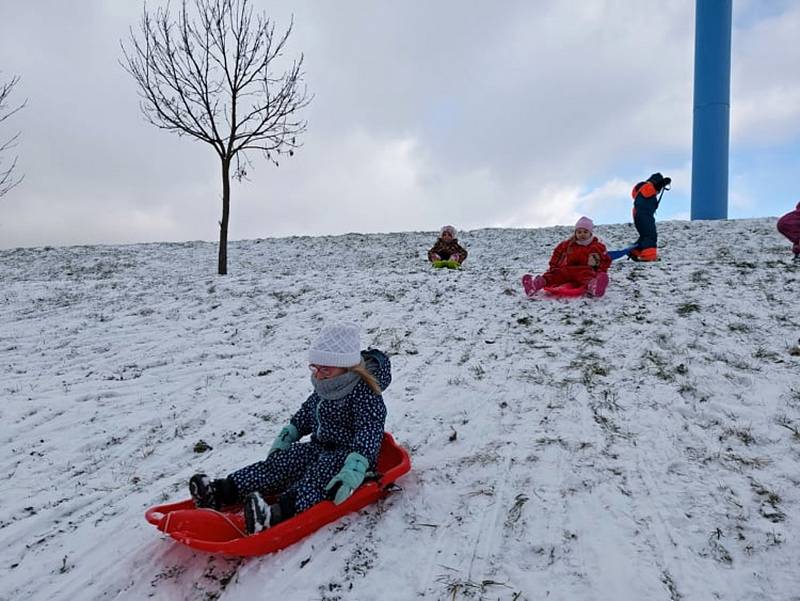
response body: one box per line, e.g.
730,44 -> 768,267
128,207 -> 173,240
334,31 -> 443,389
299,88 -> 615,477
1,1 -> 798,249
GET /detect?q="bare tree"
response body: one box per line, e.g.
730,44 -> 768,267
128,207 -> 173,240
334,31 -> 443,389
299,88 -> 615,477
0,73 -> 25,197
121,0 -> 311,274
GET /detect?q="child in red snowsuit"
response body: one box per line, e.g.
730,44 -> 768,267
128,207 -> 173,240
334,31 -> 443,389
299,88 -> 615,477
522,216 -> 612,297
777,201 -> 800,260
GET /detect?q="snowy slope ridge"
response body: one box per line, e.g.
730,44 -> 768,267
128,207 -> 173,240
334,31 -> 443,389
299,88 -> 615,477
1,218 -> 798,601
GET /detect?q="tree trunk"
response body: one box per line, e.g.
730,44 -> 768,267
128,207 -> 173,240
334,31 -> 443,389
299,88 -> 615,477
218,158 -> 231,275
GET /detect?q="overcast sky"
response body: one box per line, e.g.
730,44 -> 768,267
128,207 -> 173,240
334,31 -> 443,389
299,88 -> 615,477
1,0 -> 799,249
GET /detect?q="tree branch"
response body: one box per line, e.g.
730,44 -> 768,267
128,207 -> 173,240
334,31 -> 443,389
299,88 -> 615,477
120,0 -> 310,163
0,73 -> 25,197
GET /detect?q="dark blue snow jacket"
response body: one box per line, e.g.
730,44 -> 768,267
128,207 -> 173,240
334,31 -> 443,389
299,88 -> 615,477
289,349 -> 390,468
632,180 -> 660,249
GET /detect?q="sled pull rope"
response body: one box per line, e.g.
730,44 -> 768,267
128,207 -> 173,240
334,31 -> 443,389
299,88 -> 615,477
656,184 -> 669,207
162,507 -> 248,538
202,508 -> 248,538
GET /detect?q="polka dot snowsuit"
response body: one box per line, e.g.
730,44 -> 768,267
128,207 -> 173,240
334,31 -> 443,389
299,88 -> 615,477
228,349 -> 390,515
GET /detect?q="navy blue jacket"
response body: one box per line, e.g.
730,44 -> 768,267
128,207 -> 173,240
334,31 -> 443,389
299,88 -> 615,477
631,180 -> 661,249
632,181 -> 660,215
290,349 -> 390,467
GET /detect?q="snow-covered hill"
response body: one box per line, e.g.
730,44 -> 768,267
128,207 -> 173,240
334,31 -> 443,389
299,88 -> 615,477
1,219 -> 798,601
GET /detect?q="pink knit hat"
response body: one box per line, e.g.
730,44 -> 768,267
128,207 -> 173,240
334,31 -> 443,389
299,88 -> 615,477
440,225 -> 457,237
575,216 -> 594,232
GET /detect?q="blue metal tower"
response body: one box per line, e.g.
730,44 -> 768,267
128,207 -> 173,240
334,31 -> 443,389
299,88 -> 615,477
691,0 -> 732,220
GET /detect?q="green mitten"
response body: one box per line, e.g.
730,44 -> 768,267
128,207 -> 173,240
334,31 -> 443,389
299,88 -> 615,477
269,424 -> 299,455
324,452 -> 368,505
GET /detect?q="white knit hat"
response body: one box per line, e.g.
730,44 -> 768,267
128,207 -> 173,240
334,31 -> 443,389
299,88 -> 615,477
440,225 -> 457,237
308,323 -> 362,367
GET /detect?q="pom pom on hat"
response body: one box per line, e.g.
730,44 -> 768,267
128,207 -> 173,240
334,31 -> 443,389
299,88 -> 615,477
575,216 -> 594,232
440,225 -> 457,237
308,323 -> 362,368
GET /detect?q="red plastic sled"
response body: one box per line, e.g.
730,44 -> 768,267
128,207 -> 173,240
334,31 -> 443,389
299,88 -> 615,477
543,283 -> 587,297
145,432 -> 411,557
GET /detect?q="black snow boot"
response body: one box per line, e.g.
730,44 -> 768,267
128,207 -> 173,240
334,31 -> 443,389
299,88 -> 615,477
244,492 -> 271,535
189,474 -> 237,509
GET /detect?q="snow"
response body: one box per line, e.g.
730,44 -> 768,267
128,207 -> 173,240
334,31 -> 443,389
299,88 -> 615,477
1,218 -> 798,601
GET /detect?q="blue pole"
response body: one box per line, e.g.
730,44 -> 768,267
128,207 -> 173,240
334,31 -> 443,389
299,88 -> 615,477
691,0 -> 732,220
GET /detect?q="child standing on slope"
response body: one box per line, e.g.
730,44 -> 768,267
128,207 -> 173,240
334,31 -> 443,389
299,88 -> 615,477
777,201 -> 800,260
522,216 -> 611,297
428,225 -> 468,266
629,172 -> 671,261
189,322 -> 390,535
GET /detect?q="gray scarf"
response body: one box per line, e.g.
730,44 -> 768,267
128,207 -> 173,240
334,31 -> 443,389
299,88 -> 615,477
311,369 -> 361,400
